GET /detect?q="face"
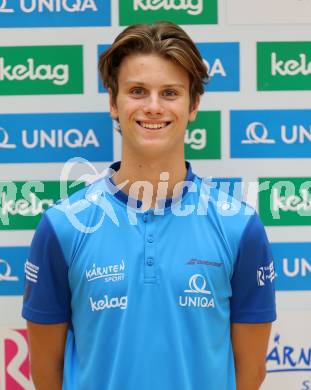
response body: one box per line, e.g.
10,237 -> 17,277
110,53 -> 199,159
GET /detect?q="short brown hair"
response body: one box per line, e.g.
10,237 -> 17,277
98,21 -> 209,108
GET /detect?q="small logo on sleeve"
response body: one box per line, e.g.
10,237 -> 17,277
24,260 -> 39,283
257,261 -> 276,286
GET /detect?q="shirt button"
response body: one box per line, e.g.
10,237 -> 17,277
147,235 -> 154,243
143,215 -> 148,222
146,257 -> 154,266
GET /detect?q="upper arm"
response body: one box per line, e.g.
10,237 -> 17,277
27,321 -> 69,389
27,321 -> 69,364
231,322 -> 272,370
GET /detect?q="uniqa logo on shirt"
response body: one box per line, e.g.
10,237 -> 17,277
230,109 -> 311,158
0,0 -> 111,28
119,0 -> 218,25
257,41 -> 311,91
178,273 -> 215,309
258,177 -> 311,226
184,111 -> 221,160
0,180 -> 84,230
0,45 -> 83,95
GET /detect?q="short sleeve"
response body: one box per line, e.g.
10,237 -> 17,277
230,212 -> 276,323
22,212 -> 71,324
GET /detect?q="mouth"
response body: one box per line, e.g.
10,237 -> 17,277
136,121 -> 171,130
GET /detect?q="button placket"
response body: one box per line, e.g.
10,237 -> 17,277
143,212 -> 157,282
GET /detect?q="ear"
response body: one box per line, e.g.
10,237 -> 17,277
188,95 -> 200,122
109,88 -> 118,120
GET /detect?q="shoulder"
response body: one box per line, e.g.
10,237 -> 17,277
193,175 -> 266,259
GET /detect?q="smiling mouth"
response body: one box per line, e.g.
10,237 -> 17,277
137,121 -> 171,130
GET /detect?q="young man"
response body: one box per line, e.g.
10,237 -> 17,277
23,22 -> 276,390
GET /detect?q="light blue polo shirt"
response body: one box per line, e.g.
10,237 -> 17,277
22,161 -> 276,390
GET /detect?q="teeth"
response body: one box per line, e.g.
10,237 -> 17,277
140,122 -> 167,129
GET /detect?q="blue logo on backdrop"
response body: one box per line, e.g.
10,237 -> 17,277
0,113 -> 113,163
267,333 -> 311,373
98,43 -> 240,93
271,243 -> 311,291
0,0 -> 111,28
231,110 -> 311,158
0,247 -> 29,296
197,43 -> 240,92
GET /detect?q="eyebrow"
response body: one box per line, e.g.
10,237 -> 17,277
124,81 -> 186,89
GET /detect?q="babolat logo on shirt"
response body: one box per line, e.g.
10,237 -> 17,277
0,180 -> 84,230
184,111 -> 221,159
230,109 -> 311,158
257,41 -> 311,90
197,43 -> 240,92
179,273 -> 215,308
0,113 -> 113,163
258,177 -> 311,226
0,0 -> 111,27
119,0 -> 217,25
0,45 -> 83,95
0,247 -> 29,295
271,243 -> 311,291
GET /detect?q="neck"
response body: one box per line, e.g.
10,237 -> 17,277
112,154 -> 188,210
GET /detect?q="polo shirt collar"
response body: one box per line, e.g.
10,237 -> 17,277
105,161 -> 195,210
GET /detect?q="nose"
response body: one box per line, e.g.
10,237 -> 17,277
142,92 -> 164,116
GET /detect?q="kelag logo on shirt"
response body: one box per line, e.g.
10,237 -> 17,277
0,328 -> 31,390
0,45 -> 83,95
257,42 -> 311,91
97,43 -> 239,93
258,177 -> 311,226
0,113 -> 113,163
0,247 -> 29,295
197,43 -> 240,92
0,0 -> 111,27
185,111 -> 221,159
271,243 -> 311,291
230,109 -> 311,158
119,0 -> 218,25
0,180 -> 85,230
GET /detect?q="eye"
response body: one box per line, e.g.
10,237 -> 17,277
130,87 -> 145,96
163,89 -> 178,97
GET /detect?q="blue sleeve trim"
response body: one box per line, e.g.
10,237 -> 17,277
231,309 -> 277,323
230,213 -> 277,323
22,212 -> 71,324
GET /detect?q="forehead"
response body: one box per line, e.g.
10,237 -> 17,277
117,53 -> 190,87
